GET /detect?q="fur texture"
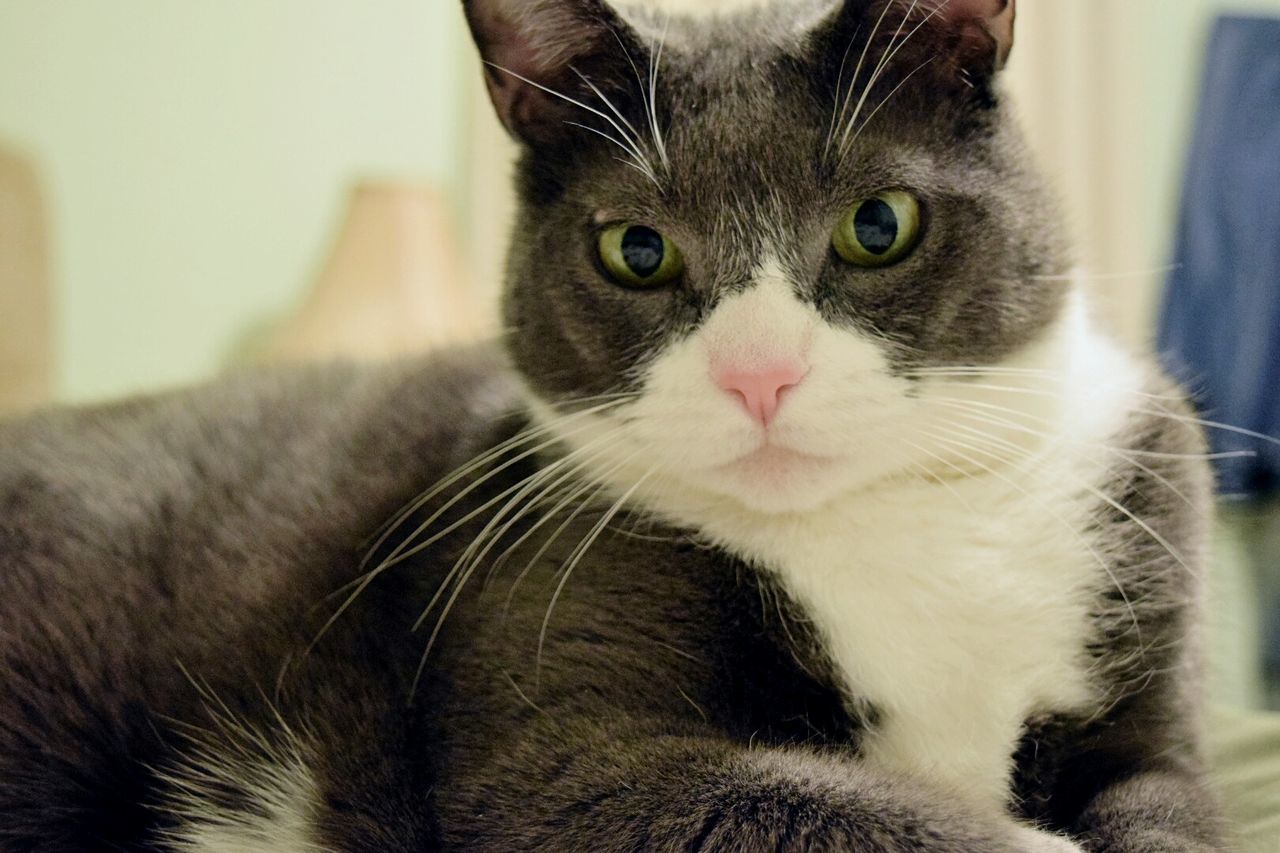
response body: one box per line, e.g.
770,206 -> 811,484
0,1 -> 1228,850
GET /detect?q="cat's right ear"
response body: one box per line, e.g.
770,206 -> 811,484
462,0 -> 644,147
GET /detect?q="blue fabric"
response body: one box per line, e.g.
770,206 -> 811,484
1158,15 -> 1280,498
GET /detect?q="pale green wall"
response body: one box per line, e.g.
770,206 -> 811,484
0,1 -> 471,402
5,1 -> 1280,402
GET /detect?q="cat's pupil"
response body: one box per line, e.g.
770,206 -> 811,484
854,199 -> 899,255
621,226 -> 665,278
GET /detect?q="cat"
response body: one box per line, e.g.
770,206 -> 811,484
0,0 -> 1229,850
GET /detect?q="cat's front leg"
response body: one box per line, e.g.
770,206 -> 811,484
1009,825 -> 1089,853
440,718 -> 1055,852
1046,691 -> 1227,852
1067,763 -> 1226,853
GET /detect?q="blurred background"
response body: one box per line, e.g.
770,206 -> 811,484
0,1 -> 1277,709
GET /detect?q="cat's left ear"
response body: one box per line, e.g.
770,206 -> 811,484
932,0 -> 1016,76
818,0 -> 1017,102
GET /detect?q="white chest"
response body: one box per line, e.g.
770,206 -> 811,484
726,469 -> 1104,812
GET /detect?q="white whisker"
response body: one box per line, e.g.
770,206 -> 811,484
830,0 -> 897,163
487,62 -> 659,184
536,468 -> 656,683
405,443 -> 637,704
838,0 -> 942,158
649,15 -> 672,172
843,54 -> 938,154
919,427 -> 1144,643
308,401 -> 634,657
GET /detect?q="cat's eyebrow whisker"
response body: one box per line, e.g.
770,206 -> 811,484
839,0 -> 919,157
611,154 -> 665,186
572,67 -> 645,152
838,0 -> 948,159
564,121 -> 660,187
829,0 -> 897,165
486,61 -> 659,185
648,15 -> 672,173
569,69 -> 662,186
842,53 -> 938,156
610,23 -> 670,177
825,23 -> 864,161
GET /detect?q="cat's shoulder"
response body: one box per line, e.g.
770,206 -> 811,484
2,344 -> 516,464
0,344 -> 522,548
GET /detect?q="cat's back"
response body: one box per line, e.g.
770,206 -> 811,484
0,345 -> 516,566
0,344 -> 517,849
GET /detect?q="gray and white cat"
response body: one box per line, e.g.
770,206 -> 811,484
0,1 -> 1228,850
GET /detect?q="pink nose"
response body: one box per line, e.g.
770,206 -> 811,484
715,363 -> 808,428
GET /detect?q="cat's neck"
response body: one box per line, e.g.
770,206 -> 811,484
632,286 -> 1143,810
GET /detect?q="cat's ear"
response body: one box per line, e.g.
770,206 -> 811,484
462,0 -> 644,146
930,0 -> 1016,76
819,0 -> 1017,100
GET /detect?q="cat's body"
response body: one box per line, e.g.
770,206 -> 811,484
0,331 -> 1218,852
1,0 -> 1229,850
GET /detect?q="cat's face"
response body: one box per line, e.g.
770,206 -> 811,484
467,0 -> 1072,515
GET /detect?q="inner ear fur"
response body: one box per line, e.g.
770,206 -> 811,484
815,0 -> 1017,107
934,0 -> 1017,74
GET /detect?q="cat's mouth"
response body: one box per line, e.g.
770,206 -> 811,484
714,443 -> 837,479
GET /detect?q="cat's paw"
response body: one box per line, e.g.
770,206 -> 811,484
1008,824 -> 1088,853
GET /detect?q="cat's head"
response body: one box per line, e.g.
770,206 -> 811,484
464,0 -> 1076,517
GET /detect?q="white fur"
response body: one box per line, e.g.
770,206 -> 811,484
540,262 -> 1145,814
160,754 -> 328,853
1013,826 -> 1091,853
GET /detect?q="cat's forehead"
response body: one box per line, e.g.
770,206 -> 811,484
594,70 -> 936,226
619,17 -> 950,199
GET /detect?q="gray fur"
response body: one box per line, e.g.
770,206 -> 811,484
0,1 -> 1227,850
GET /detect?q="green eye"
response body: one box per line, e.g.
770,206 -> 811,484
833,191 -> 922,268
598,224 -> 685,288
